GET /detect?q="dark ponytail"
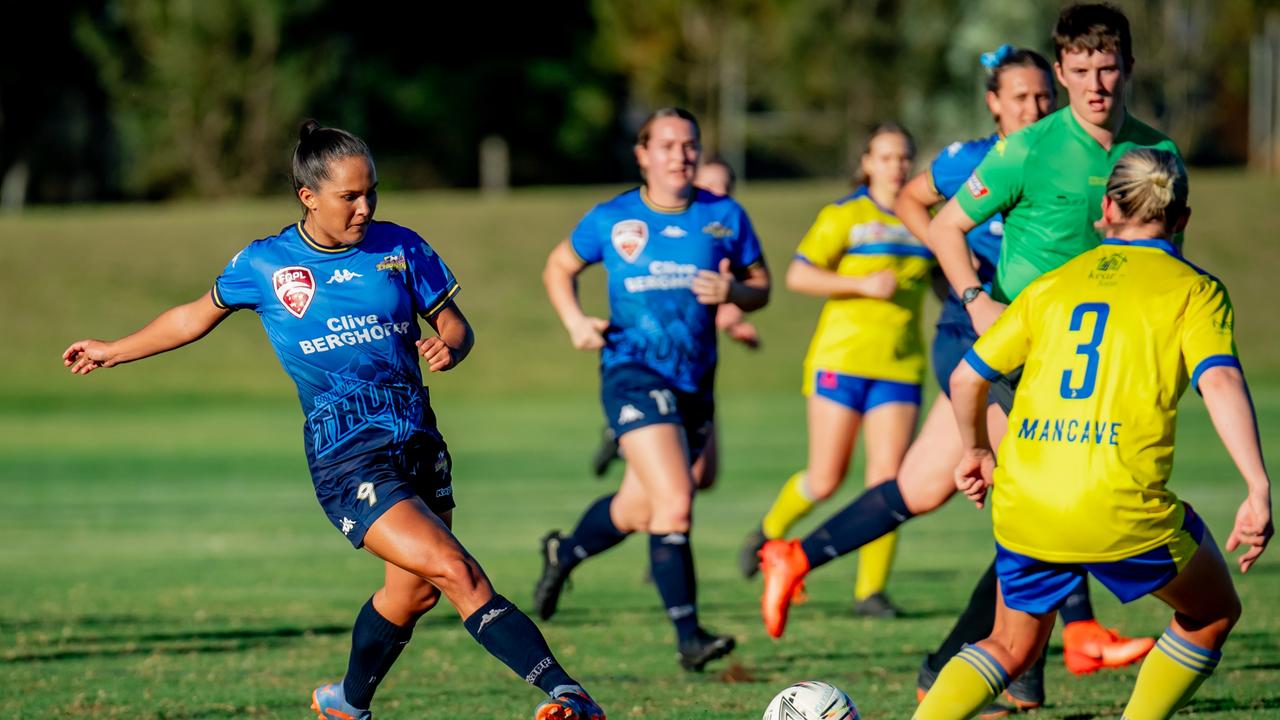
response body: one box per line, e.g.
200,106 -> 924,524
981,45 -> 1053,93
291,120 -> 373,197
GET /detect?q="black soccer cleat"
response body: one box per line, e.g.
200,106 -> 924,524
533,531 -> 572,621
738,527 -> 767,579
1004,660 -> 1045,711
852,591 -> 902,619
590,426 -> 620,478
678,628 -> 736,672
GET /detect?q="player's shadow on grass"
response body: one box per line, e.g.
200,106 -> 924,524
3,622 -> 349,664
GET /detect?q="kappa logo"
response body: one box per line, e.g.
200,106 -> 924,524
617,404 -> 646,425
966,174 -> 989,199
273,266 -> 316,318
660,225 -> 688,238
340,517 -> 356,536
611,220 -> 649,262
326,268 -> 363,284
477,605 -> 510,634
945,141 -> 964,157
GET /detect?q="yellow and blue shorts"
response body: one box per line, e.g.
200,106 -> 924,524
995,503 -> 1206,614
808,368 -> 921,414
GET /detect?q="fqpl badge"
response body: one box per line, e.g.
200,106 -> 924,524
273,266 -> 316,318
611,219 -> 648,263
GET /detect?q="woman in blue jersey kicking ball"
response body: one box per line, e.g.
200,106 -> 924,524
915,150 -> 1271,719
62,121 -> 605,720
534,107 -> 770,671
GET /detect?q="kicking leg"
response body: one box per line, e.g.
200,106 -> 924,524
852,399 -> 918,616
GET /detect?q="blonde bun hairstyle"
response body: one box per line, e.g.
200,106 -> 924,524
1104,148 -> 1188,230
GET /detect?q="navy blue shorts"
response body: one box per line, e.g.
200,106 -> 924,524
937,321 -> 1018,410
601,363 -> 714,460
996,504 -> 1206,614
309,432 -> 455,548
810,369 -> 921,413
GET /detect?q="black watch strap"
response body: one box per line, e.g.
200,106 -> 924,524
961,286 -> 985,305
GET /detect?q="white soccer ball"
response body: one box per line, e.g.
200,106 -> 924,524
762,680 -> 860,720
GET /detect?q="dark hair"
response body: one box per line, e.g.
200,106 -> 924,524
1053,3 -> 1133,70
698,156 -> 737,194
636,107 -> 701,147
291,120 -> 373,198
853,122 -> 914,187
983,46 -> 1053,93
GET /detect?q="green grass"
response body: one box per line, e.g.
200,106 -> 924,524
3,175 -> 1280,718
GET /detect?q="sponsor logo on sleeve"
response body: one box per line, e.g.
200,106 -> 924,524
966,175 -> 989,199
702,221 -> 735,239
272,266 -> 315,318
611,220 -> 649,262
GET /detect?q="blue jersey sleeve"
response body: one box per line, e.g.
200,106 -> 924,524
569,205 -> 607,265
729,206 -> 765,272
212,245 -> 261,310
405,233 -> 460,318
930,142 -> 979,200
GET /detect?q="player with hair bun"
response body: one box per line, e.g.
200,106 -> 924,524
62,120 -> 605,720
916,148 -> 1271,720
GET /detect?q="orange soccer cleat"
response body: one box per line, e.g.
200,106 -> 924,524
1062,619 -> 1156,675
759,539 -> 811,638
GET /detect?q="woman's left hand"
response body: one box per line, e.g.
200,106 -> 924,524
417,337 -> 457,372
693,259 -> 735,305
954,448 -> 996,509
1227,491 -> 1273,573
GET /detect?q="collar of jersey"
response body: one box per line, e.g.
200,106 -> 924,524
1101,237 -> 1179,257
1064,107 -> 1136,150
640,187 -> 692,214
297,221 -> 358,254
845,185 -> 896,216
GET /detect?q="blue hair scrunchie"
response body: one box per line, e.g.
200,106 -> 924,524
980,44 -> 1016,71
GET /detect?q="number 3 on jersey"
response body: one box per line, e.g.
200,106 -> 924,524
1060,302 -> 1110,400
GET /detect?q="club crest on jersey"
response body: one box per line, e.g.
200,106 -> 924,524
273,266 -> 315,318
612,219 -> 649,262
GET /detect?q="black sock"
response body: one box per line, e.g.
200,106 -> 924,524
800,480 -> 913,571
649,532 -> 699,643
464,594 -> 577,695
926,560 -> 998,673
1060,580 -> 1095,624
558,494 -> 628,570
342,597 -> 414,709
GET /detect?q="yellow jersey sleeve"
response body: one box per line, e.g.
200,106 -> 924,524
965,289 -> 1033,380
794,204 -> 848,269
1182,276 -> 1240,392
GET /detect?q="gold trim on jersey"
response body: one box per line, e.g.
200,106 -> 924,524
298,221 -> 356,254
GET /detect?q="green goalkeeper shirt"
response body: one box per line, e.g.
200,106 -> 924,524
956,107 -> 1181,303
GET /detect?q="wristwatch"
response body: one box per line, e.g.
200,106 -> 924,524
960,286 -> 985,305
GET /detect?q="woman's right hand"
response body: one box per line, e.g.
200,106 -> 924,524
954,447 -> 996,509
1227,490 -> 1273,573
62,340 -> 115,375
857,270 -> 898,300
568,316 -> 610,351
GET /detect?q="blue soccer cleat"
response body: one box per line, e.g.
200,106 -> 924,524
535,685 -> 606,720
311,682 -> 372,720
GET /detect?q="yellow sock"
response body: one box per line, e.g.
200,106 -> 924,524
761,471 -> 816,539
854,530 -> 898,600
913,645 -> 1006,720
1121,628 -> 1220,720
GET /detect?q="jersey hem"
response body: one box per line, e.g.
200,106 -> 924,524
994,526 -> 1180,565
422,283 -> 461,319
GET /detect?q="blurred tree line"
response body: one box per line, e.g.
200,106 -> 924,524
0,0 -> 1268,204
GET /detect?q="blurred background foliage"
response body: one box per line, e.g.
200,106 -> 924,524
0,0 -> 1272,203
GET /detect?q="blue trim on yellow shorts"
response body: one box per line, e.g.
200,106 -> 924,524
811,369 -> 921,414
995,504 -> 1206,614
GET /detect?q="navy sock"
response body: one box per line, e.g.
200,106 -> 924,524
558,494 -> 629,570
649,532 -> 699,643
926,560 -> 998,673
1060,581 -> 1096,624
800,480 -> 914,571
464,594 -> 577,695
342,597 -> 414,709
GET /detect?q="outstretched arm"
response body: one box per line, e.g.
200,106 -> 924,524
543,240 -> 609,351
950,361 -> 996,509
62,292 -> 230,375
1199,365 -> 1273,572
420,301 -> 474,372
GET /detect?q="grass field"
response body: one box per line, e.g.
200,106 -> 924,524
3,175 -> 1280,718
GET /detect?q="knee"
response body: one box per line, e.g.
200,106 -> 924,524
805,471 -> 841,501
431,553 -> 489,597
403,584 -> 443,620
649,504 -> 692,534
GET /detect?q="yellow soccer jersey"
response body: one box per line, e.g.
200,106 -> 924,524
966,239 -> 1239,562
796,187 -> 934,388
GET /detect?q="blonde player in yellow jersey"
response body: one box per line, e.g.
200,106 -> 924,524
744,123 -> 929,622
915,149 -> 1272,720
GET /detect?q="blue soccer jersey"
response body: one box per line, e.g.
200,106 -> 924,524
570,188 -> 765,393
931,134 -> 1004,327
213,220 -> 459,463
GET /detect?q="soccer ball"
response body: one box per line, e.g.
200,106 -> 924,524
762,681 -> 859,720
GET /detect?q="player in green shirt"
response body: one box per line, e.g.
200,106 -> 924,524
914,4 -> 1183,713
